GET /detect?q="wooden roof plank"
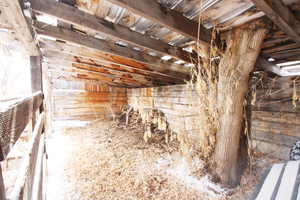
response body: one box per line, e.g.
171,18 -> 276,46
106,0 -> 211,44
43,51 -> 177,85
252,0 -> 300,44
45,59 -> 164,87
40,41 -> 182,84
48,67 -> 134,88
29,0 -> 196,63
47,63 -> 145,87
34,22 -> 189,81
275,161 -> 300,200
255,163 -> 284,200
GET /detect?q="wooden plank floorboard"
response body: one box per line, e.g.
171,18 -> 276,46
275,161 -> 300,200
255,163 -> 284,200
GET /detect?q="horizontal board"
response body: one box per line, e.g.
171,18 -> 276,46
256,88 -> 300,101
53,107 -> 120,115
252,120 -> 300,137
252,140 -> 290,160
254,100 -> 300,113
53,90 -> 127,96
54,99 -> 127,104
252,111 -> 300,125
252,131 -> 299,147
53,114 -> 107,121
128,84 -> 203,135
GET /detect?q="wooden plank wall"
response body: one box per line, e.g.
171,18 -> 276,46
252,76 -> 300,160
52,80 -> 127,121
127,84 -> 202,147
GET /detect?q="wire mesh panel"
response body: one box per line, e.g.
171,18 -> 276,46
0,92 -> 43,160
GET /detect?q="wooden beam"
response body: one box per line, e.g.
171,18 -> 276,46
262,43 -> 300,54
29,0 -> 196,63
0,0 -> 39,55
252,0 -> 300,44
0,92 -> 43,159
34,22 -> 190,80
256,57 -> 289,76
106,0 -> 211,44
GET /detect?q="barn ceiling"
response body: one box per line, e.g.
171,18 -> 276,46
0,0 -> 300,87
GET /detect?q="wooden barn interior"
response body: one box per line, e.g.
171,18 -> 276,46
0,0 -> 300,199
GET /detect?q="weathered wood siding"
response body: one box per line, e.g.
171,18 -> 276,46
52,80 -> 127,121
127,84 -> 202,146
252,76 -> 300,160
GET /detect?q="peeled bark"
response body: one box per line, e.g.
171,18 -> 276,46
213,20 -> 268,186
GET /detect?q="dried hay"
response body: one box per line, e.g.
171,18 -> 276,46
48,120 -> 274,200
185,26 -> 221,159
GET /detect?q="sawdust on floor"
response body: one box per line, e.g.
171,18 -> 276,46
45,120 -> 278,200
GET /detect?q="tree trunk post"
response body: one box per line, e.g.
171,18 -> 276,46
213,20 -> 268,186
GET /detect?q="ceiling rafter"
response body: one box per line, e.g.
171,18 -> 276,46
106,0 -> 211,44
29,0 -> 196,63
252,0 -> 300,44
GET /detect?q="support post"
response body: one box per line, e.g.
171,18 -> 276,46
212,20 -> 268,186
42,62 -> 53,135
30,56 -> 43,94
30,56 -> 43,129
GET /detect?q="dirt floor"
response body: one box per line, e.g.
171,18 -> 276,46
45,120 -> 280,200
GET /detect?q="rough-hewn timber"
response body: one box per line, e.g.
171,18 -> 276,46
213,20 -> 268,186
106,0 -> 211,44
252,0 -> 300,44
